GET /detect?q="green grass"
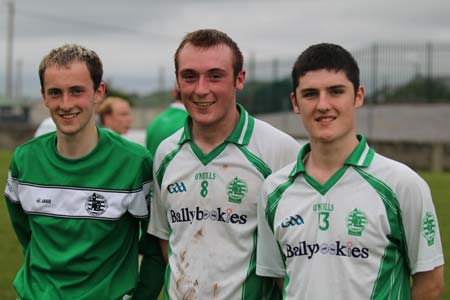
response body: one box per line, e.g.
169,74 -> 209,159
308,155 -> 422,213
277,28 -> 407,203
0,150 -> 22,300
0,150 -> 448,299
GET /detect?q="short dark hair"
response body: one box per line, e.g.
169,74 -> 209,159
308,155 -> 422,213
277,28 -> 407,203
291,43 -> 360,95
39,44 -> 103,91
174,29 -> 244,80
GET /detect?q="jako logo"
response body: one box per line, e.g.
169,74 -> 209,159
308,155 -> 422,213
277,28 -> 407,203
167,182 -> 187,194
281,214 -> 304,228
170,206 -> 248,225
286,241 -> 369,259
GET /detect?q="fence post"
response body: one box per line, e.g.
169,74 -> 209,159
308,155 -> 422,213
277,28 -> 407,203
426,42 -> 433,102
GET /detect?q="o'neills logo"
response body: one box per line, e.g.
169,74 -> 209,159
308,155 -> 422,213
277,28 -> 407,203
286,241 -> 369,259
170,206 -> 248,224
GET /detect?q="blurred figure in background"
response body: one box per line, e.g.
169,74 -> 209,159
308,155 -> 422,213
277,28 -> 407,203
145,87 -> 187,156
34,116 -> 56,137
97,96 -> 132,134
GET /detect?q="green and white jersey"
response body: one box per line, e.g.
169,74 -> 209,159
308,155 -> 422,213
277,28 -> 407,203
149,105 -> 300,300
256,135 -> 444,300
4,128 -> 152,300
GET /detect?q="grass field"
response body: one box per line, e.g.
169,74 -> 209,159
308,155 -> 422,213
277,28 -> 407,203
0,149 -> 448,299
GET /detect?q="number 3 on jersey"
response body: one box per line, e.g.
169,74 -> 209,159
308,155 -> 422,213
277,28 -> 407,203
318,212 -> 330,231
200,180 -> 208,197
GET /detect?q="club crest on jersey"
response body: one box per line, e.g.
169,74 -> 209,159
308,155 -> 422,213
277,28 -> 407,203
346,208 -> 368,236
86,193 -> 108,216
226,177 -> 248,203
422,212 -> 436,246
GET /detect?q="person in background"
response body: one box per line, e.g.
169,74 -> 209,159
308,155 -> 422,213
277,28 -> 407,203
97,96 -> 132,134
256,43 -> 444,300
145,87 -> 187,157
34,116 -> 56,137
148,29 -> 300,300
4,44 -> 163,300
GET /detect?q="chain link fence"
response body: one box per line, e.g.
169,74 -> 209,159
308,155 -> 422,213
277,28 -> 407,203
239,42 -> 450,115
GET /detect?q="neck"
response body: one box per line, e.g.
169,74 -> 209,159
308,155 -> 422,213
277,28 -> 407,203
191,108 -> 240,155
305,134 -> 359,184
56,125 -> 99,159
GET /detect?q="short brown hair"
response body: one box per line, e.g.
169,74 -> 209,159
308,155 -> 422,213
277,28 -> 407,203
174,29 -> 244,80
39,44 -> 103,91
97,97 -> 129,125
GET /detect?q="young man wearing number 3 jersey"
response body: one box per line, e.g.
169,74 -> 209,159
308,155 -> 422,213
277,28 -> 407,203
148,29 -> 300,299
256,43 -> 444,299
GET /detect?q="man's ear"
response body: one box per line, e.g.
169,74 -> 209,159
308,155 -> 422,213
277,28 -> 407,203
290,92 -> 300,114
41,89 -> 49,108
94,82 -> 106,104
235,70 -> 246,91
354,85 -> 365,108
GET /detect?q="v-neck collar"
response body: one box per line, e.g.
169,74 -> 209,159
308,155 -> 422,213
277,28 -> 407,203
289,135 -> 375,195
177,104 -> 255,165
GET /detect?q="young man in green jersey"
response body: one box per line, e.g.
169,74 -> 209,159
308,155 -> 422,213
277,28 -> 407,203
4,44 -> 164,300
148,29 -> 300,299
145,87 -> 187,157
256,43 -> 444,299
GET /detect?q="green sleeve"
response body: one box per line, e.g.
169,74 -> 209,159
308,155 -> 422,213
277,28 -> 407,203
5,198 -> 31,255
134,233 -> 166,300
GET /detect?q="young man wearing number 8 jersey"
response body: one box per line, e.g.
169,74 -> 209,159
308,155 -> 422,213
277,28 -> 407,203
148,29 -> 300,300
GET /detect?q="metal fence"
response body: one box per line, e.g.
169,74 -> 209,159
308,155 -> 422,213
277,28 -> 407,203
240,42 -> 450,115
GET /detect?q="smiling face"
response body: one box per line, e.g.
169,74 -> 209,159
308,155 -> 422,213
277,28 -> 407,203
291,69 -> 364,146
42,61 -> 105,138
176,43 -> 245,133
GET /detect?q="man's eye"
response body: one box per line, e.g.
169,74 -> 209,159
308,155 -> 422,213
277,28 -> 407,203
330,89 -> 344,96
48,90 -> 61,96
182,74 -> 196,81
302,91 -> 317,98
210,73 -> 222,80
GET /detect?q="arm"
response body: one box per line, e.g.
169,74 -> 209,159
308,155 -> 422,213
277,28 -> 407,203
133,156 -> 166,300
411,265 -> 444,300
134,234 -> 166,300
276,278 -> 284,291
5,198 -> 31,254
160,239 -> 169,263
5,168 -> 31,254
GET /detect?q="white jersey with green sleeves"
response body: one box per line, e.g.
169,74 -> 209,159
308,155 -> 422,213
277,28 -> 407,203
149,105 -> 300,300
4,128 -> 152,300
256,135 -> 444,300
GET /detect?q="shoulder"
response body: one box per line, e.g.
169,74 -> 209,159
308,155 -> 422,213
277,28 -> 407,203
153,128 -> 184,163
148,107 -> 187,129
247,118 -> 300,166
365,152 -> 430,197
251,118 -> 300,149
15,132 -> 54,157
371,152 -> 426,184
102,129 -> 151,160
261,161 -> 297,202
265,161 -> 296,187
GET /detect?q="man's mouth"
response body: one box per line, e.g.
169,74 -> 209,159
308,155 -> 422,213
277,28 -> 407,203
60,113 -> 79,119
316,116 -> 335,122
193,101 -> 214,107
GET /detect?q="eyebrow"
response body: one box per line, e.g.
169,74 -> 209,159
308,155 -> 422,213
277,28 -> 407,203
179,67 -> 226,74
300,84 -> 346,92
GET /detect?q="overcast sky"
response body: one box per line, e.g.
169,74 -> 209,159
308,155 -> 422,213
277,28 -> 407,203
1,0 -> 450,99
